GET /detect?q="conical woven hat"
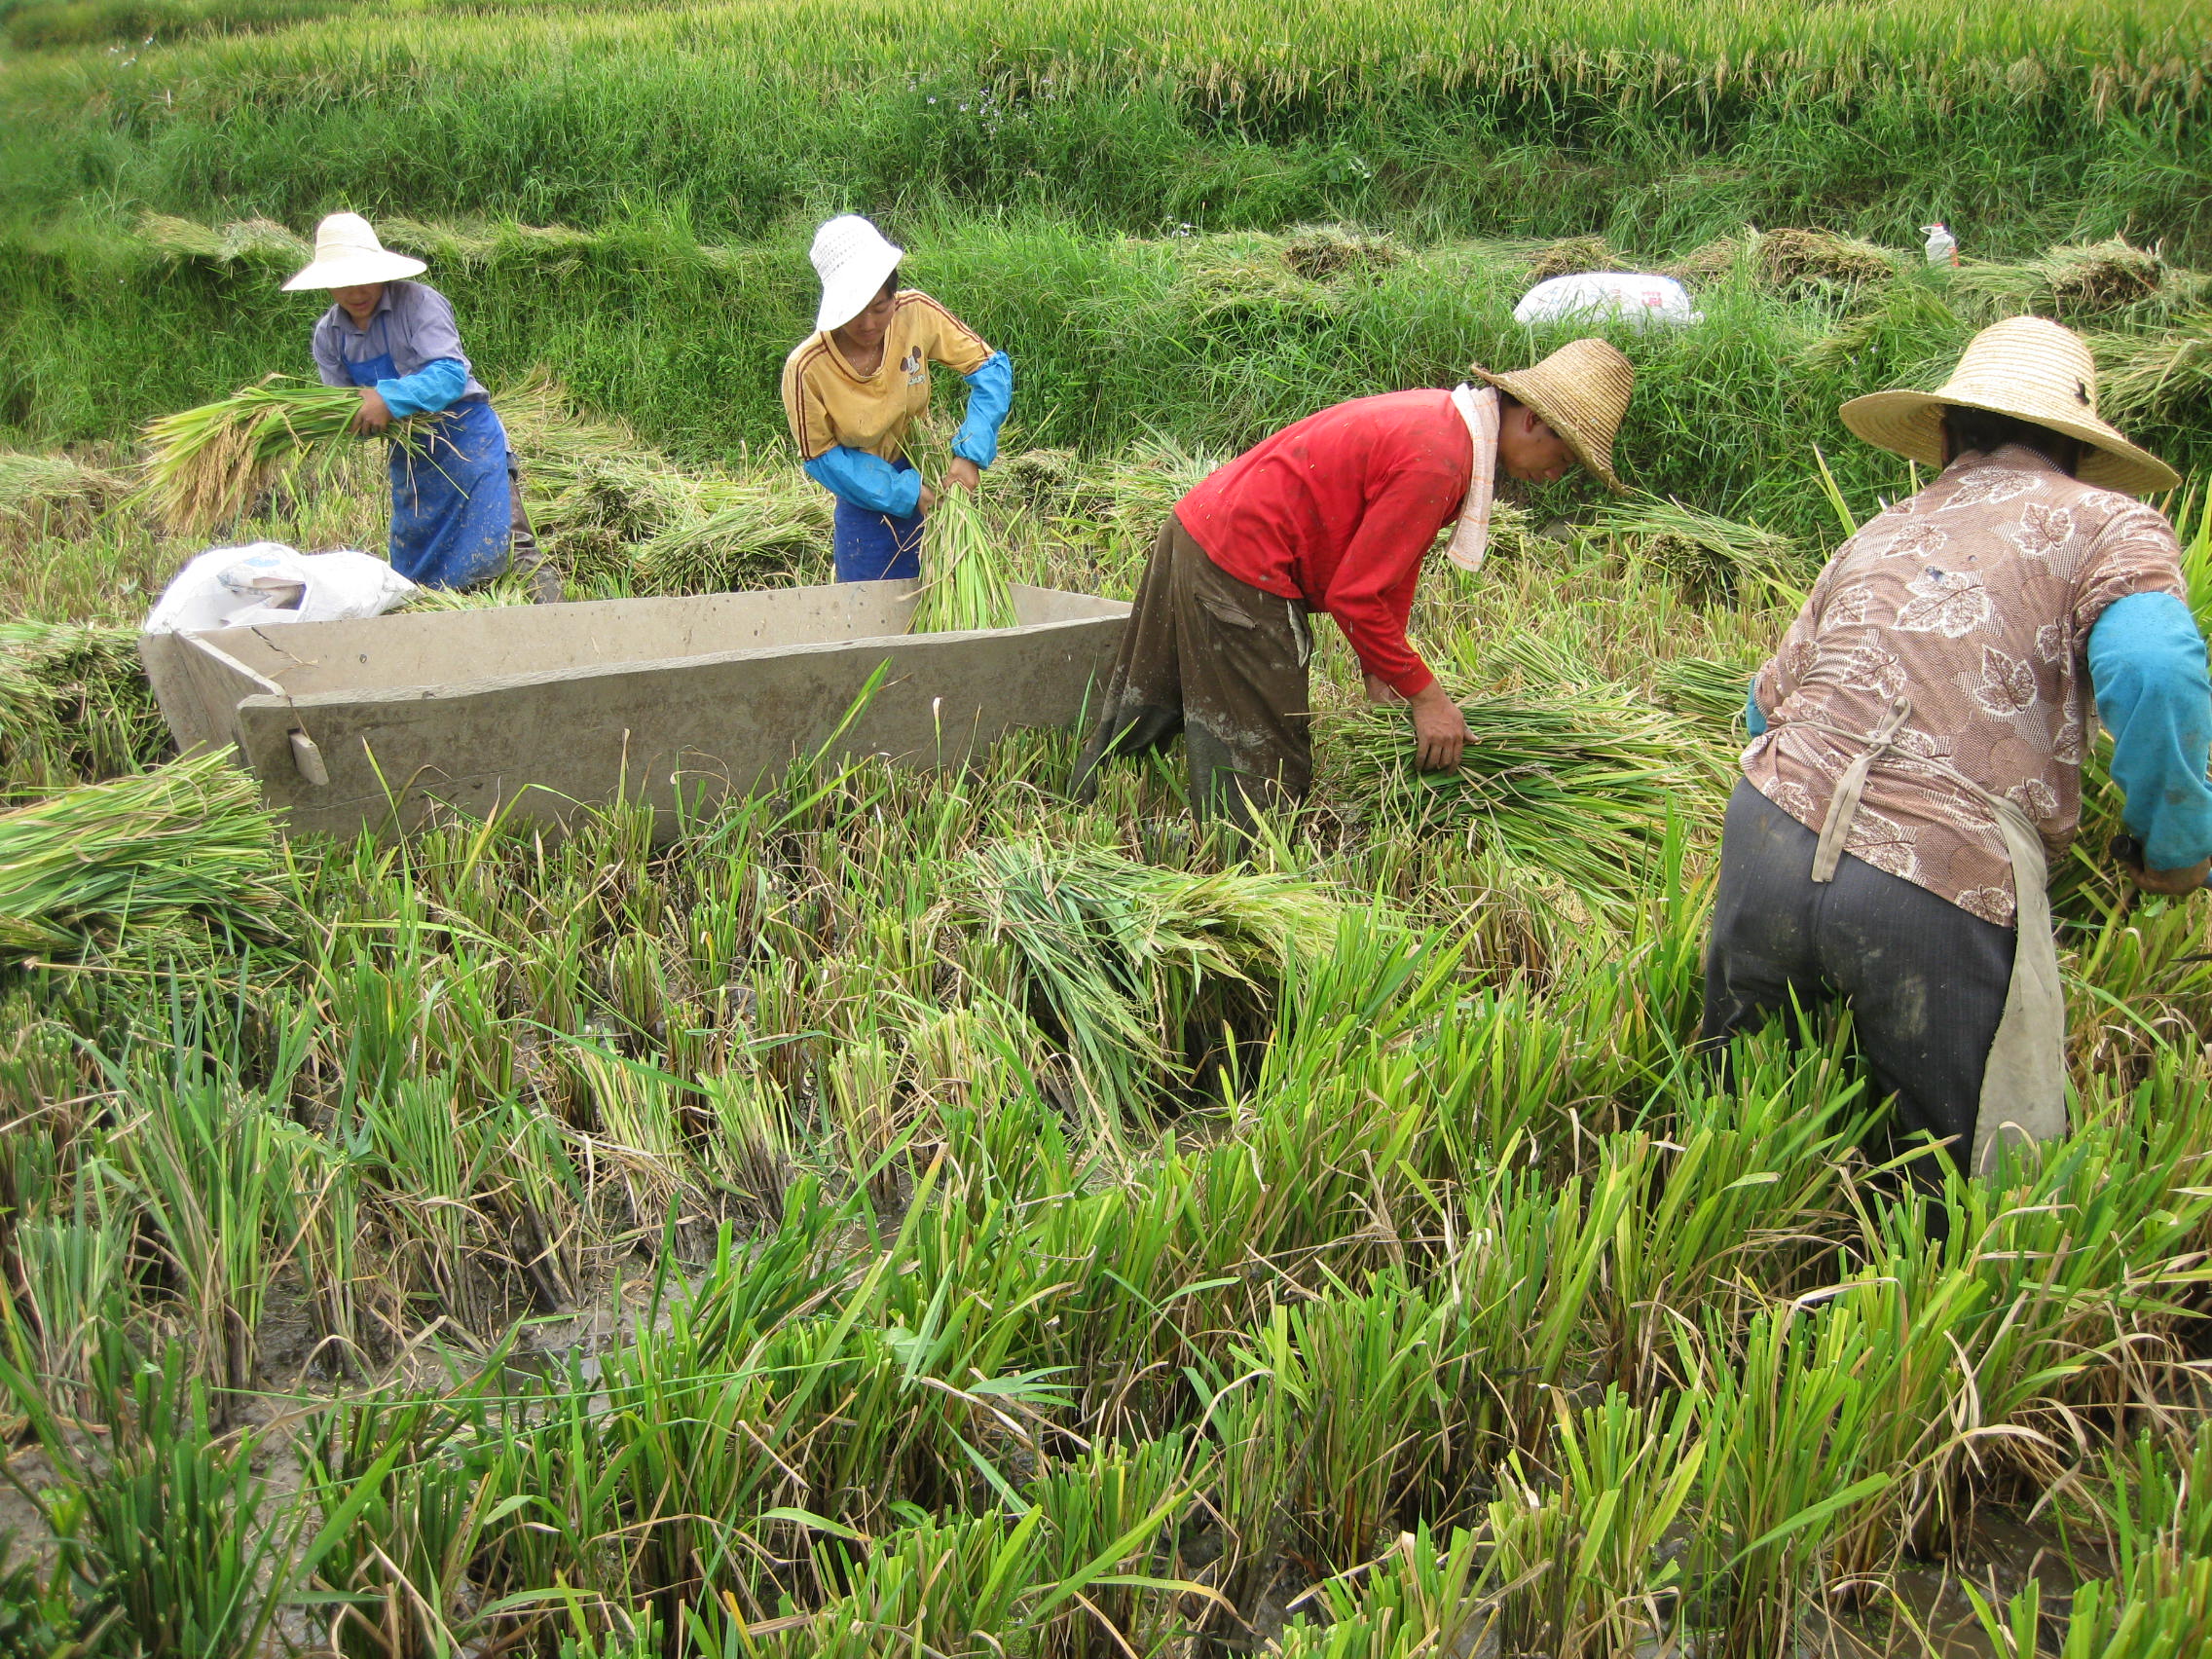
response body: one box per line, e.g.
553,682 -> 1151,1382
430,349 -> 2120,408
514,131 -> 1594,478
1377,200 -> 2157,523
1839,315 -> 2176,496
281,212 -> 425,291
1473,337 -> 1635,494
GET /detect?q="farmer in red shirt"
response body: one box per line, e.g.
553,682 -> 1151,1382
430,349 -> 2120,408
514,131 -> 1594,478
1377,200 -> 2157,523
1071,339 -> 1635,828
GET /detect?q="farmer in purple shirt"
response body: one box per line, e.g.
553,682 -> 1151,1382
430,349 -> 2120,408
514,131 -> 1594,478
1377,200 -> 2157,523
286,213 -> 554,599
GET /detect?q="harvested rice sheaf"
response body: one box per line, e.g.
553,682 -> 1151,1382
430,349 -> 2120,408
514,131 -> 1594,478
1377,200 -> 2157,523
910,485 -> 1018,633
138,379 -> 419,536
0,621 -> 168,790
0,451 -> 129,539
1754,228 -> 1899,289
0,751 -> 287,964
1329,676 -> 1711,913
1527,234 -> 1621,282
1652,653 -> 1760,728
1593,495 -> 1808,605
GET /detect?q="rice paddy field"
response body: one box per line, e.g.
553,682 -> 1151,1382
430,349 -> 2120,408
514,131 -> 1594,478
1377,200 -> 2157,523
5,0 -> 2212,1653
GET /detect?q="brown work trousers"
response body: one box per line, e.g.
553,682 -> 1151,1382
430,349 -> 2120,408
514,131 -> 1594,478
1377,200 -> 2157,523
1070,516 -> 1312,830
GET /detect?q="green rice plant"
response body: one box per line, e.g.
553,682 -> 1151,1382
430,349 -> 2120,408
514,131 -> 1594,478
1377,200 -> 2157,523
1970,1423 -> 2212,1659
750,1511 -> 1050,1658
105,1017 -> 312,1398
1479,1387 -> 1706,1658
298,1388 -> 514,1659
3,1342 -> 302,1659
0,749 -> 287,964
1683,1295 -> 1903,1659
1214,1270 -> 1457,1574
911,482 -> 1019,633
137,376 -> 423,536
1027,1435 -> 1198,1658
1325,675 -> 1709,919
1297,1526 -> 1484,1658
10,1161 -> 135,1421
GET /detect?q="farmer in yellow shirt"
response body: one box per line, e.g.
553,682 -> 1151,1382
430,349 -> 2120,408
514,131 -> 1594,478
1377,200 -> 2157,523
781,215 -> 1014,581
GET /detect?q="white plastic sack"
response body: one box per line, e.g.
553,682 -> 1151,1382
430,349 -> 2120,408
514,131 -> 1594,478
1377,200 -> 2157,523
1513,272 -> 1703,331
143,543 -> 418,635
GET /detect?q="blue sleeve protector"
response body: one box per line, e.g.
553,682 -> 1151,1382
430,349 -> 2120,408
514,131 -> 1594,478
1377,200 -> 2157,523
2088,590 -> 2212,873
804,447 -> 925,517
375,357 -> 469,419
1745,679 -> 1768,736
951,351 -> 1013,468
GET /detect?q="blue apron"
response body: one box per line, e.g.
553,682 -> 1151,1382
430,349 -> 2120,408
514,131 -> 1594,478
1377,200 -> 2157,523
832,456 -> 924,582
345,351 -> 514,589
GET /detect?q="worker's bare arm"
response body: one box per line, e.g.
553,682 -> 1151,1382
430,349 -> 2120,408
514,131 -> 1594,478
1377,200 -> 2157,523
2125,854 -> 2211,895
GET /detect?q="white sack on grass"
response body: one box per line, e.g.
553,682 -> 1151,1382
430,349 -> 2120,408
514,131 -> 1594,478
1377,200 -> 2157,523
1514,272 -> 1703,331
144,544 -> 417,634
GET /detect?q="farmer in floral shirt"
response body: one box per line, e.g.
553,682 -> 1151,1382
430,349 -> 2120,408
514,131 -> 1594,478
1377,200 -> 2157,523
1706,317 -> 2212,1189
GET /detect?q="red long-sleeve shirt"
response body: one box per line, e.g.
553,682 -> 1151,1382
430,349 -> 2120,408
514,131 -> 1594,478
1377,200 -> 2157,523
1173,390 -> 1473,697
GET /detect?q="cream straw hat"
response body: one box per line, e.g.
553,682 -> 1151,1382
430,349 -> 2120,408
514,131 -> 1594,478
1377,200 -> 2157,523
1473,337 -> 1636,494
1840,315 -> 2177,496
810,215 -> 904,334
280,212 -> 426,292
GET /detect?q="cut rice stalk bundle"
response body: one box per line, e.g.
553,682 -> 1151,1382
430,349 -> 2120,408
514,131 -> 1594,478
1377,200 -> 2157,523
138,379 -> 423,536
1652,654 -> 1759,729
0,752 -> 288,964
0,620 -> 168,790
1328,679 -> 1711,915
1957,238 -> 2172,318
910,485 -> 1017,633
953,837 -> 1341,1115
2096,314 -> 2212,424
1526,234 -> 1622,282
1592,495 -> 1808,606
632,484 -> 831,596
1752,228 -> 1899,290
0,451 -> 130,539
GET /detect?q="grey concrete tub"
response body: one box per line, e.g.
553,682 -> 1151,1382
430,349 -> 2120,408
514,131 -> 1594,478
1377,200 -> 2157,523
140,580 -> 1130,840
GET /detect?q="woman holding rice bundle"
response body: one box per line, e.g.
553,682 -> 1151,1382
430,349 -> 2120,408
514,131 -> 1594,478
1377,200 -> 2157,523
781,215 -> 1014,582
283,213 -> 553,599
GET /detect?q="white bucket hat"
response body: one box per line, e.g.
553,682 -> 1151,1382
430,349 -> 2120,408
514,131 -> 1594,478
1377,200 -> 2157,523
280,212 -> 426,292
1840,315 -> 2177,496
810,214 -> 903,334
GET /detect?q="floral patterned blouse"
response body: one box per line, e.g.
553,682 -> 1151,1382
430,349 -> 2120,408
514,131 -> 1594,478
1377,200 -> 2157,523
1743,445 -> 2187,925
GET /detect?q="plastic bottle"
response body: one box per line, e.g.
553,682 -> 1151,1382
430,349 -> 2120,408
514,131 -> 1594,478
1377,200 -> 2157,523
1921,223 -> 1959,266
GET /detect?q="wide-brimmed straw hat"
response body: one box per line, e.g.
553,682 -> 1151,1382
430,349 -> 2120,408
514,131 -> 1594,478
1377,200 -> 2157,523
280,212 -> 426,292
1472,337 -> 1635,493
810,215 -> 903,334
1840,315 -> 2177,496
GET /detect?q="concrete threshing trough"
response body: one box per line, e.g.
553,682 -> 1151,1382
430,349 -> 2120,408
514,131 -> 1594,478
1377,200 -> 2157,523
140,580 -> 1130,840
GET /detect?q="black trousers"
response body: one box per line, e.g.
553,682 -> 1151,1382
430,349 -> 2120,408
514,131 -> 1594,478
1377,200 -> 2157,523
1701,779 -> 2016,1167
1069,517 -> 1311,831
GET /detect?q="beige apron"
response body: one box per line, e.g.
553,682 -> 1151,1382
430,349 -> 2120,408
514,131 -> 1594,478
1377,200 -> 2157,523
1786,697 -> 2068,1174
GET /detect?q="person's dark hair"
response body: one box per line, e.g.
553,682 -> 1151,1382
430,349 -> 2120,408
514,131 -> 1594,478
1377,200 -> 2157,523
879,269 -> 902,301
1940,406 -> 2083,476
